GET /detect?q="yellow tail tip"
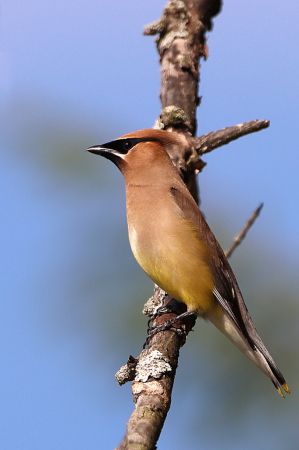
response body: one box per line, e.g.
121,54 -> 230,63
277,385 -> 285,398
282,383 -> 291,395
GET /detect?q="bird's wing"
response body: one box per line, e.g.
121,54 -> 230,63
170,186 -> 288,393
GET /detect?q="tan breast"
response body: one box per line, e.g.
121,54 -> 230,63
126,183 -> 214,314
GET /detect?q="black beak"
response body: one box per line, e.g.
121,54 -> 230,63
86,145 -> 124,168
86,146 -> 108,155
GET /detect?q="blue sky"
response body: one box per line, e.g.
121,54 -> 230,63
1,1 -> 299,449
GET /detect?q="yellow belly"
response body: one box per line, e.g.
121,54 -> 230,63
129,218 -> 214,314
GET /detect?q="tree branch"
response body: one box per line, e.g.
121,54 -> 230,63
115,1 -> 267,449
196,119 -> 270,155
225,203 -> 264,259
116,1 -> 221,449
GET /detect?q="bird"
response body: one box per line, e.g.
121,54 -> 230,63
87,128 -> 290,397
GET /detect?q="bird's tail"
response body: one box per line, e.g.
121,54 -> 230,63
205,303 -> 290,397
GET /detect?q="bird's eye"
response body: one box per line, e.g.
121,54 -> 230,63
123,140 -> 133,152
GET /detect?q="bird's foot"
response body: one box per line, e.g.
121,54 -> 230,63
146,305 -> 175,329
143,310 -> 196,348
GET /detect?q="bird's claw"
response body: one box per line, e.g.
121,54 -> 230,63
143,311 -> 195,348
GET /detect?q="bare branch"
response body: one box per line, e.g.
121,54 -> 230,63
145,0 -> 222,135
196,119 -> 270,155
115,293 -> 195,450
116,2 -> 221,448
225,203 -> 264,259
116,334 -> 181,450
115,1 -> 269,448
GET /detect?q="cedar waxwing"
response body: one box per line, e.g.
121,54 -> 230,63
87,128 -> 290,397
